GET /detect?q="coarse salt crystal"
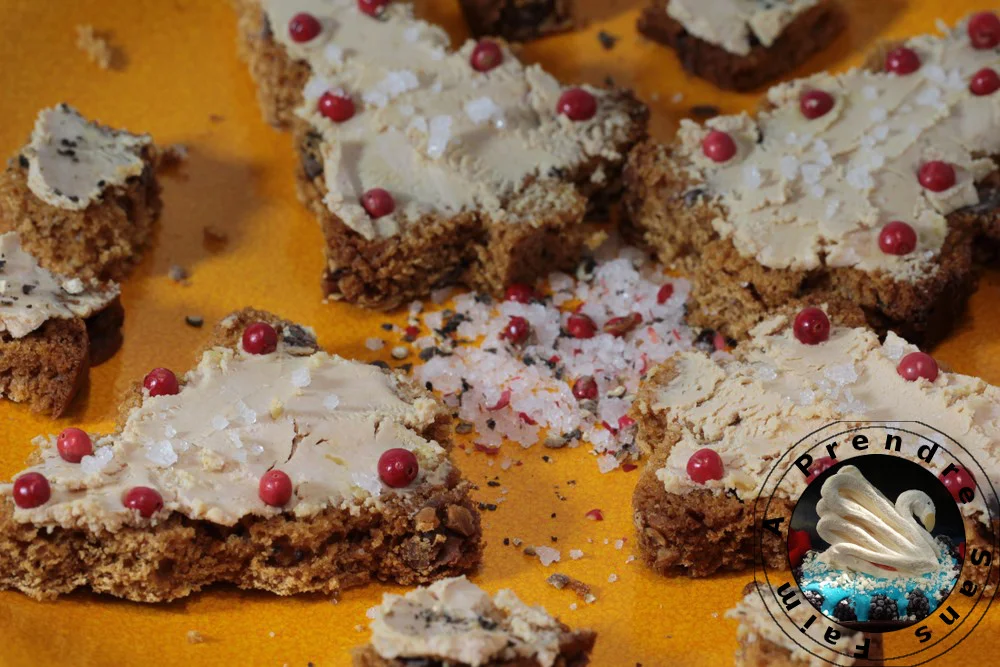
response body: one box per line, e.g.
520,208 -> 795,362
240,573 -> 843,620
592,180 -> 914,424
211,415 -> 229,431
534,546 -> 561,566
363,70 -> 420,108
365,338 -> 385,351
869,107 -> 887,123
237,400 -> 257,425
323,44 -> 344,65
146,440 -> 178,467
80,446 -> 113,474
464,97 -> 504,125
291,367 -> 312,388
62,278 -> 84,295
570,549 -> 584,560
779,155 -> 799,180
742,164 -> 762,189
426,115 -> 453,159
324,394 -> 341,410
614,539 -> 625,550
608,573 -> 618,583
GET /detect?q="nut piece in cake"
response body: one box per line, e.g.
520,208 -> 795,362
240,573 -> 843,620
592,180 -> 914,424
233,0 -> 648,308
624,14 -> 1000,345
0,309 -> 481,602
0,231 -> 122,416
631,308 -> 999,578
0,103 -> 162,282
458,0 -> 577,43
728,582 -> 883,667
352,576 -> 596,666
638,0 -> 844,91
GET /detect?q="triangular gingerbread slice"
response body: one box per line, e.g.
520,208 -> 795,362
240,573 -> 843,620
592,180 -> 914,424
0,308 -> 481,602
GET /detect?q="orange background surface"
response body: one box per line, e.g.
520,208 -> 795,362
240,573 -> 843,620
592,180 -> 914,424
0,1 -> 997,665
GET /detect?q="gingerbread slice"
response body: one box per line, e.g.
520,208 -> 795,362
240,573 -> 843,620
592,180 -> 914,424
0,309 -> 481,602
458,0 -> 577,43
234,0 -> 647,309
0,103 -> 162,282
624,13 -> 1000,345
728,582 -> 883,667
353,576 -> 596,666
630,308 -> 997,578
0,231 -> 122,416
637,0 -> 845,91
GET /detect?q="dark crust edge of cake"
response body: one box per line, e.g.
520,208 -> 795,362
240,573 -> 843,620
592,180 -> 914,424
458,0 -> 577,43
351,626 -> 597,667
637,0 -> 845,92
0,307 -> 483,602
735,582 -> 886,667
0,296 -> 123,417
233,0 -> 649,309
0,143 -> 162,283
621,135 -> 988,348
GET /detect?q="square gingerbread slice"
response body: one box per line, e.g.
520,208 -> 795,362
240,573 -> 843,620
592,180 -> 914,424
727,582 -> 883,667
0,308 -> 481,602
630,309 -> 998,578
234,0 -> 648,309
0,231 -> 122,416
0,104 -> 162,282
353,576 -> 596,666
637,0 -> 845,91
624,15 -> 1000,345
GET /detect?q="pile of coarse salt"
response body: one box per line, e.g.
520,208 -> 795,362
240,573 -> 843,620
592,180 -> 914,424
413,240 -> 696,471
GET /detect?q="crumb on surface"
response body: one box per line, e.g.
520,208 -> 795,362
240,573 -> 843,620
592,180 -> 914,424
186,630 -> 204,644
168,264 -> 189,283
75,25 -> 114,70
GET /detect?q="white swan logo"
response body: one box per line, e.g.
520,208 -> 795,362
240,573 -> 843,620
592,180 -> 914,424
816,465 -> 939,577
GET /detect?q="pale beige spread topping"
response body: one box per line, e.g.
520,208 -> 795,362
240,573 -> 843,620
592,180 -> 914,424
1,322 -> 450,532
23,104 -> 151,211
0,232 -> 118,338
677,17 -> 1000,282
369,576 -> 567,667
727,584 -> 868,666
666,0 -> 819,56
652,316 -> 1000,525
265,0 -> 636,240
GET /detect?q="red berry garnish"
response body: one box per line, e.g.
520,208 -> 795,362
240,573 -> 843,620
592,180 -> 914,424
885,46 -> 920,75
897,351 -> 938,382
57,428 -> 93,463
939,466 -> 976,504
793,307 -> 830,345
618,415 -> 636,429
123,486 -> 163,518
504,283 -> 536,303
970,68 -> 1000,96
806,456 -> 837,484
12,472 -> 50,509
501,316 -> 530,345
361,188 -> 395,218
701,130 -> 737,163
603,313 -> 642,337
572,376 -> 598,400
656,283 -> 674,304
878,221 -> 917,256
519,412 -> 537,425
788,528 -> 812,569
566,313 -> 596,339
259,470 -> 293,507
144,368 -> 179,397
556,88 -> 597,121
918,161 -> 956,192
687,448 -> 724,484
378,448 -> 419,488
968,12 -> 1000,49
799,90 -> 834,119
470,40 -> 503,72
243,322 -> 278,355
585,508 -> 604,521
358,0 -> 390,18
318,91 -> 355,122
288,12 -> 321,43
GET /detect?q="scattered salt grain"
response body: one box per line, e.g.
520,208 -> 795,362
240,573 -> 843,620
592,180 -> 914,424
211,415 -> 230,431
363,70 -> 420,108
366,606 -> 379,619
533,546 -> 561,566
570,549 -> 584,560
614,539 -> 625,550
464,97 -> 504,125
608,574 -> 618,583
186,630 -> 204,644
291,367 -> 312,388
236,400 -> 257,425
365,338 -> 385,351
426,115 -> 453,159
569,603 -> 578,610
146,440 -> 178,467
323,43 -> 344,65
80,446 -> 114,474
